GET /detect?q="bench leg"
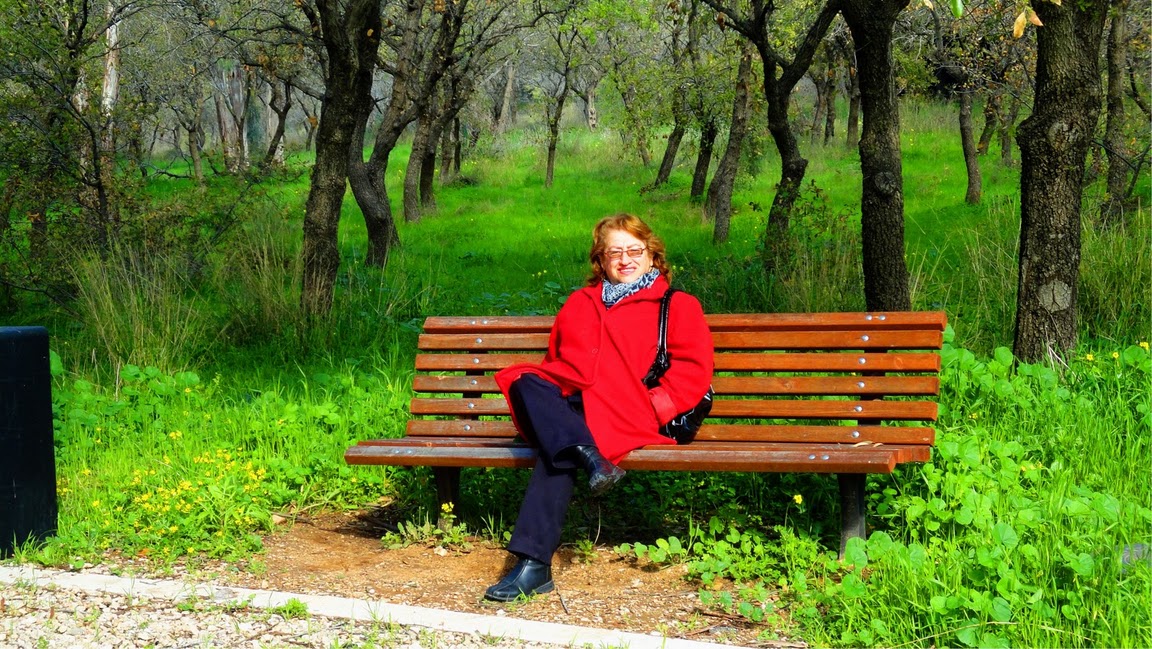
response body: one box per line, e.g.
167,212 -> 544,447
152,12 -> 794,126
837,473 -> 866,559
432,467 -> 461,529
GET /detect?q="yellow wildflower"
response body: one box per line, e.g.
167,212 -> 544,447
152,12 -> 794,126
1085,353 -> 1095,362
1111,351 -> 1120,360
793,494 -> 803,505
91,500 -> 101,508
1140,341 -> 1149,351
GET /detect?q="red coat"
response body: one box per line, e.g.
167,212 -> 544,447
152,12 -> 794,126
495,276 -> 714,463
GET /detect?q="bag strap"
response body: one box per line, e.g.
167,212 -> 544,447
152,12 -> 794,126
654,287 -> 679,364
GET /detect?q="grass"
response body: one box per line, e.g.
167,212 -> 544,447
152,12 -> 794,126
3,98 -> 1150,648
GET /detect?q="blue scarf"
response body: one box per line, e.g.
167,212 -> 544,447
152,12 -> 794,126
602,269 -> 660,308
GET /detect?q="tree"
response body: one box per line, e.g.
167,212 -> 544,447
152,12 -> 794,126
841,0 -> 912,312
705,43 -> 754,244
401,0 -> 529,221
296,0 -> 381,316
702,0 -> 842,274
1012,0 -> 1111,363
1101,0 -> 1136,222
349,0 -> 462,259
528,4 -> 582,188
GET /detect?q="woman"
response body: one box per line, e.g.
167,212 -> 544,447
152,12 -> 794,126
485,213 -> 714,602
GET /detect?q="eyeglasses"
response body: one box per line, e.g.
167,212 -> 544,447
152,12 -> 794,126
603,246 -> 647,261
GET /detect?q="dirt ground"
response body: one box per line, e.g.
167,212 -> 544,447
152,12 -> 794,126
208,509 -> 807,648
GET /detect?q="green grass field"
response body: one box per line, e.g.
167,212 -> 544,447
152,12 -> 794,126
7,99 -> 1152,648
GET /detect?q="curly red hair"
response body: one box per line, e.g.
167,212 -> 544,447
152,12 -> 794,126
586,213 -> 671,286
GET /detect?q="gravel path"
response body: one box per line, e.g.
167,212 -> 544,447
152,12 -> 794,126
0,565 -> 740,649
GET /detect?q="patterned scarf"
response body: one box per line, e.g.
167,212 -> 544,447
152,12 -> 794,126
601,269 -> 660,308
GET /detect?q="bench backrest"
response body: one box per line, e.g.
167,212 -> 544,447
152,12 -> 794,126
408,311 -> 946,449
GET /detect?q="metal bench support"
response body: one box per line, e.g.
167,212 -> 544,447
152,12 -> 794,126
837,473 -> 867,559
433,467 -> 461,529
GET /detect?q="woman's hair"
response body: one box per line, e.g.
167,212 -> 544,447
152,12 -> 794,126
586,213 -> 671,286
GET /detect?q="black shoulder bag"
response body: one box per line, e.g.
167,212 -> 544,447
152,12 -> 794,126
641,288 -> 714,444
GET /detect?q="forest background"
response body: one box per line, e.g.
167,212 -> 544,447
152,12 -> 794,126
1,0 -> 1150,647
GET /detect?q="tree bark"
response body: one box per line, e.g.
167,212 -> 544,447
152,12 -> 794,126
1102,0 -> 1130,222
824,78 -> 837,144
188,123 -> 204,184
439,117 -> 456,184
706,48 -> 753,244
301,0 -> 381,315
1013,0 -> 1109,363
496,61 -> 517,134
842,0 -> 912,312
261,79 -> 291,170
545,89 -> 568,188
654,121 -> 685,188
691,120 -> 717,200
959,91 -> 981,204
404,118 -> 435,222
845,50 -> 860,148
420,127 -> 438,209
977,91 -> 1001,155
1000,94 -> 1020,167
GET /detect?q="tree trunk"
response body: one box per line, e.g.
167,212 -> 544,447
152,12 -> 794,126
846,54 -> 861,148
1102,0 -> 1130,222
654,121 -> 685,189
420,124 -> 439,209
1000,94 -> 1020,167
439,117 -> 456,184
842,0 -> 912,312
404,118 -> 435,222
545,90 -> 568,188
824,80 -> 837,145
691,120 -> 717,200
261,80 -> 291,170
618,83 -> 652,167
959,91 -> 981,204
977,91 -> 1000,155
706,50 -> 753,244
301,0 -> 381,315
1013,0 -> 1109,363
188,123 -> 204,184
581,86 -> 599,130
496,61 -> 517,134
453,118 -> 462,174
99,2 -> 120,220
810,67 -> 829,144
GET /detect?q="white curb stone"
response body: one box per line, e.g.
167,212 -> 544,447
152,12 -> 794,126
0,565 -> 748,648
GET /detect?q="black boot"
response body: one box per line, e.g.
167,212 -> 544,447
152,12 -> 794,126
573,445 -> 626,496
484,557 -> 554,602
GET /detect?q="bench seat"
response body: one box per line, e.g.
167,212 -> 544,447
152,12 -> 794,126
346,310 -> 946,555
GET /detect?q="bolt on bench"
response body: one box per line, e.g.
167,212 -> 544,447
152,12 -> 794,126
345,311 -> 946,556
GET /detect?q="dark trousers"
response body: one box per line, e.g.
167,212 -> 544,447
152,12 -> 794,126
505,374 -> 596,565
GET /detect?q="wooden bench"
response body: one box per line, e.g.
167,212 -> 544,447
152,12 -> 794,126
345,311 -> 947,555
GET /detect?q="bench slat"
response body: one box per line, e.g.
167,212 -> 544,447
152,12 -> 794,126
420,311 -> 947,334
409,397 -> 938,420
344,442 -> 905,473
401,420 -> 936,445
412,375 -> 940,397
415,352 -> 941,373
355,437 -> 930,464
417,330 -> 942,352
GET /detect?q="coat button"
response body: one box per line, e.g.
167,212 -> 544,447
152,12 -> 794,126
591,348 -> 598,354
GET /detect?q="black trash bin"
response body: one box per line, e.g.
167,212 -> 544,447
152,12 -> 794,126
0,326 -> 57,557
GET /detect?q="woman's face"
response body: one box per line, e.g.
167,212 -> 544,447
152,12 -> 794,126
601,228 -> 652,284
